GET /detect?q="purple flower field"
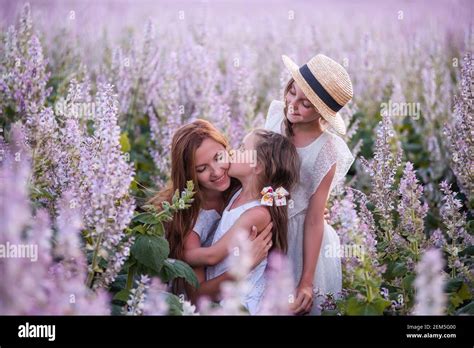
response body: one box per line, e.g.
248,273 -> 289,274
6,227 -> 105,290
0,0 -> 472,318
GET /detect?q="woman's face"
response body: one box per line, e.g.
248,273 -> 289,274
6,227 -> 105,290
194,138 -> 231,192
285,81 -> 321,124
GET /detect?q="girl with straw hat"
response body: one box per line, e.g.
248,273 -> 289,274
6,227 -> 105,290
264,53 -> 355,315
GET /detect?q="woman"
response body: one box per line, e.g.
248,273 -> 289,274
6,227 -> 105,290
148,119 -> 272,304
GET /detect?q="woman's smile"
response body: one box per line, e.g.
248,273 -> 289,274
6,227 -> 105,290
211,172 -> 229,186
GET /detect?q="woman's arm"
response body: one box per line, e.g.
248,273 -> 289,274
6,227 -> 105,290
183,208 -> 272,267
185,208 -> 272,303
291,164 -> 336,315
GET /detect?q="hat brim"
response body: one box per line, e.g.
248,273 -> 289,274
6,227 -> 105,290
281,55 -> 347,135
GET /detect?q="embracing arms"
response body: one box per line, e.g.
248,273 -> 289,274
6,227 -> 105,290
183,207 -> 272,267
184,206 -> 272,303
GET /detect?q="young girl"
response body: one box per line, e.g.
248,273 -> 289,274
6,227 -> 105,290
148,120 -> 273,303
185,129 -> 300,314
265,54 -> 355,314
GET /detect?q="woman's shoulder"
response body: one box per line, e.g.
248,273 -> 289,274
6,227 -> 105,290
193,209 -> 221,241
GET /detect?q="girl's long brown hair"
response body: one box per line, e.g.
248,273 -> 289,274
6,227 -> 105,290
283,77 -> 296,138
147,119 -> 239,262
252,129 -> 300,253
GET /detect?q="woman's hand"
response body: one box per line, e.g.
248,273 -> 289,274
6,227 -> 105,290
291,280 -> 314,315
248,222 -> 273,269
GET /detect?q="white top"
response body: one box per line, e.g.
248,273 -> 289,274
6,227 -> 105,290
206,188 -> 267,314
265,100 -> 354,218
193,209 -> 221,247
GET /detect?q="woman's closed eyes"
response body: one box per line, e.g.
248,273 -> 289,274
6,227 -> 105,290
196,152 -> 222,173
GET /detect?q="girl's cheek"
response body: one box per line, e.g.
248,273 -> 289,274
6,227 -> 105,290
219,159 -> 230,171
302,108 -> 317,120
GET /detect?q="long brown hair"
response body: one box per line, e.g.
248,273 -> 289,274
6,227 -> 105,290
147,119 -> 239,261
252,129 -> 300,253
283,77 -> 296,137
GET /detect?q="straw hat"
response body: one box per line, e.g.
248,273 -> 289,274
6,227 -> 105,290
282,54 -> 353,135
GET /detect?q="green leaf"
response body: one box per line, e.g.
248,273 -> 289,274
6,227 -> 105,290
165,292 -> 184,316
445,278 -> 463,293
131,235 -> 170,273
171,190 -> 179,204
109,274 -> 128,292
449,293 -> 464,308
402,274 -> 415,292
120,132 -> 131,153
459,245 -> 474,257
159,258 -> 199,288
371,297 -> 391,314
457,283 -> 472,301
132,212 -> 159,225
346,297 -> 365,315
113,289 -> 131,302
142,204 -> 158,213
111,303 -> 125,316
346,297 -> 389,315
392,262 -> 407,277
132,225 -> 146,234
385,261 -> 407,280
455,301 -> 474,315
186,180 -> 194,192
150,222 -> 165,236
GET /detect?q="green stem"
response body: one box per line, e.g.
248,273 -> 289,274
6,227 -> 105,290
364,270 -> 373,302
126,263 -> 137,290
86,233 -> 103,288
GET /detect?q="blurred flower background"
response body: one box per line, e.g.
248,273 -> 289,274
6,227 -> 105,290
0,0 -> 472,315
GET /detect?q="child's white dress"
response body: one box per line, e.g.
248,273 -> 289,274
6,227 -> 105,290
206,188 -> 267,314
264,100 -> 354,314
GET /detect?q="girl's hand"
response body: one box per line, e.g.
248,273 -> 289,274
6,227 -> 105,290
248,222 -> 273,269
291,281 -> 314,315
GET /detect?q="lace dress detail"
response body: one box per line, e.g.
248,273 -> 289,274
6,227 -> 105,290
206,188 -> 267,314
264,100 -> 354,314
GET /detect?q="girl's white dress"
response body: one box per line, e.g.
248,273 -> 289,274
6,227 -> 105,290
264,100 -> 354,314
206,188 -> 267,314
